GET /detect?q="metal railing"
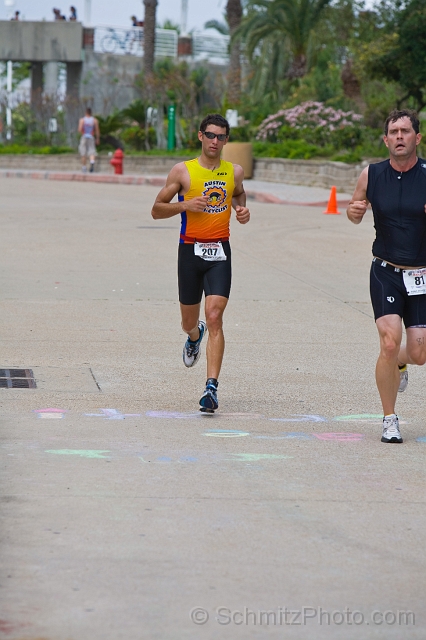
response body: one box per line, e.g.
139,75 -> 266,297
93,26 -> 230,64
94,26 -> 178,58
192,32 -> 230,65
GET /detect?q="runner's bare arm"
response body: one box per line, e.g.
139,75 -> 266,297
151,164 -> 209,219
347,167 -> 369,225
232,164 -> 250,224
77,118 -> 84,135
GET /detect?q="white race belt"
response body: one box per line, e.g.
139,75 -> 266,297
402,267 -> 426,296
194,241 -> 227,262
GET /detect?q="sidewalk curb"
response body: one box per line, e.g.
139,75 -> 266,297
0,169 -> 350,208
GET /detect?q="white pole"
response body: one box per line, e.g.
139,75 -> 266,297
181,0 -> 188,36
84,0 -> 91,25
6,60 -> 12,140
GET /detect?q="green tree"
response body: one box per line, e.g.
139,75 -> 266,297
237,0 -> 332,81
360,0 -> 426,110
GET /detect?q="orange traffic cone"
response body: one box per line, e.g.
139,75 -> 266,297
323,186 -> 340,215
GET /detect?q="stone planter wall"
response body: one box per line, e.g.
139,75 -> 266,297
0,154 -> 367,192
0,154 -> 192,174
253,157 -> 366,192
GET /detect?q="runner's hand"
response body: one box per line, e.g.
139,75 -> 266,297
235,205 -> 250,224
347,200 -> 367,223
185,196 -> 209,212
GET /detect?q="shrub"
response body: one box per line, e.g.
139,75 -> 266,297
257,101 -> 363,149
253,140 -> 321,159
121,126 -> 156,150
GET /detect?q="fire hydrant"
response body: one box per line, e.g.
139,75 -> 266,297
110,148 -> 124,175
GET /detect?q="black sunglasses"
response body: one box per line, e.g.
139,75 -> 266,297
202,131 -> 227,141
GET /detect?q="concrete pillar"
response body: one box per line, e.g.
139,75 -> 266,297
44,61 -> 58,96
31,61 -> 43,103
66,62 -> 82,101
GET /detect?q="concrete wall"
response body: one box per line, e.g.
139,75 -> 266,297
253,157 -> 366,192
0,21 -> 83,62
0,154 -> 364,191
80,51 -> 143,114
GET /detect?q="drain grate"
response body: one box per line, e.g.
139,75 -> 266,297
0,369 -> 37,389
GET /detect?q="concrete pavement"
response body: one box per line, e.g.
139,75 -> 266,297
0,169 -> 352,207
0,178 -> 425,639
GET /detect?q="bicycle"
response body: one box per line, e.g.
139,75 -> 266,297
100,27 -> 143,55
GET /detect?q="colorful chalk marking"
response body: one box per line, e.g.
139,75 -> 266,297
34,408 -> 67,419
139,456 -> 199,463
313,433 -> 364,441
270,415 -> 327,423
416,437 -> 426,443
204,429 -> 250,437
45,449 -> 111,458
85,408 -> 141,420
225,453 -> 293,462
254,433 -> 313,440
145,411 -> 201,419
333,414 -> 382,422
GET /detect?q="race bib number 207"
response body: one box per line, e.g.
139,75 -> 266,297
194,241 -> 227,262
402,268 -> 426,296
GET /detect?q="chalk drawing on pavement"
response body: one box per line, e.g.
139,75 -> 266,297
34,408 -> 67,419
45,449 -> 111,458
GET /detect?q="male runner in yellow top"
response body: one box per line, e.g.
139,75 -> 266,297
151,114 -> 250,412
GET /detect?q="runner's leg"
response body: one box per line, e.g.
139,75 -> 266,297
375,314 -> 403,415
398,327 -> 426,365
180,303 -> 201,342
205,295 -> 228,380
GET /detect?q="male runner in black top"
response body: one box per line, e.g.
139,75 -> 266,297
347,109 -> 426,443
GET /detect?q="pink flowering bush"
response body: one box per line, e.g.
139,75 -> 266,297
257,101 -> 363,149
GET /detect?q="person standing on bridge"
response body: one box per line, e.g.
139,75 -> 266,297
78,107 -> 100,173
151,114 -> 250,413
347,109 -> 426,444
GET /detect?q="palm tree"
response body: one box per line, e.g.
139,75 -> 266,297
226,0 -> 243,104
143,0 -> 158,76
238,0 -> 331,80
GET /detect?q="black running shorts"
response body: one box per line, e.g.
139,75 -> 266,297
370,258 -> 426,327
178,241 -> 232,305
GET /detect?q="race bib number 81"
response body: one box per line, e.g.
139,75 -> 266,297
194,241 -> 227,262
403,268 -> 426,296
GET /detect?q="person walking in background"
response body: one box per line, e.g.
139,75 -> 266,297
69,6 -> 77,20
11,10 -> 20,20
78,107 -> 100,173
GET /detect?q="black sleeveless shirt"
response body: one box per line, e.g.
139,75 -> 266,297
366,158 -> 426,266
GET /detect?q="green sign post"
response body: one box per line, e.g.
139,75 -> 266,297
167,104 -> 176,151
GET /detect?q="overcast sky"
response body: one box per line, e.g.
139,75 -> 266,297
2,0 -> 376,29
1,0 -> 227,30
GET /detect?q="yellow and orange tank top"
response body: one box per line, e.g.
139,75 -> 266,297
179,158 -> 234,243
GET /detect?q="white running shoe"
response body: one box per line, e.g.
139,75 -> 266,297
182,320 -> 206,368
398,365 -> 408,392
381,414 -> 403,443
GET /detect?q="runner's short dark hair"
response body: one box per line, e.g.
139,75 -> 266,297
199,114 -> 230,136
86,107 -> 92,116
384,109 -> 420,135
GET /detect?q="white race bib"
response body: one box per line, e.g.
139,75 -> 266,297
194,241 -> 227,262
402,267 -> 426,296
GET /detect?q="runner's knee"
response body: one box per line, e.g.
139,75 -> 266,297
379,333 -> 400,360
206,308 -> 223,334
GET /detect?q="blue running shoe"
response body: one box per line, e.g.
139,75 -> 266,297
183,320 -> 206,368
199,378 -> 218,413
